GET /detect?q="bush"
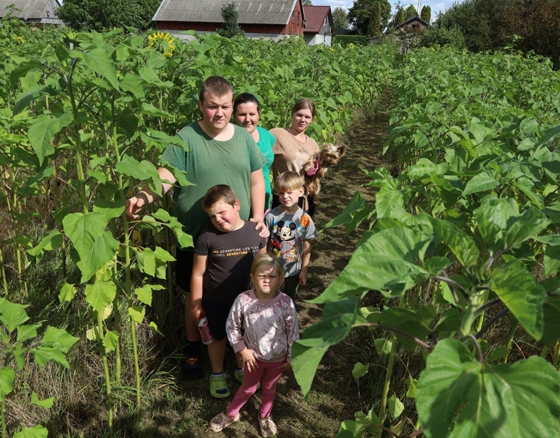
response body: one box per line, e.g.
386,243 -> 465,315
333,34 -> 369,47
418,26 -> 466,49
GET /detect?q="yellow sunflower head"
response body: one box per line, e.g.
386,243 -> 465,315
148,31 -> 176,58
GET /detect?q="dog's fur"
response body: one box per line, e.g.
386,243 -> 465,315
302,143 -> 346,202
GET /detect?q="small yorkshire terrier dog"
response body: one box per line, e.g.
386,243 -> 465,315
302,143 -> 346,201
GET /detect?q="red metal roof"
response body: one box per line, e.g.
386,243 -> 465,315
303,5 -> 330,33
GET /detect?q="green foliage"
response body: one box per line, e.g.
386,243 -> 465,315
0,298 -> 78,436
332,34 -> 369,47
0,16 -> 398,429
418,26 -> 466,49
497,0 -> 560,69
295,47 -> 560,436
434,0 -> 511,52
404,5 -> 417,21
348,0 -> 392,35
367,3 -> 381,36
418,340 -> 560,437
333,7 -> 349,30
420,5 -> 431,24
433,0 -> 560,67
393,6 -> 405,27
56,0 -> 160,31
216,2 -> 245,38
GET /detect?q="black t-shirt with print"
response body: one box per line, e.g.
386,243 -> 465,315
195,221 -> 266,304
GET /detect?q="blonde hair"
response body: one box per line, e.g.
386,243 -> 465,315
275,171 -> 304,193
250,253 -> 285,290
202,185 -> 238,210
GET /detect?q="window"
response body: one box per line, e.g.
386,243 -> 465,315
324,17 -> 328,26
292,12 -> 294,24
297,12 -> 300,25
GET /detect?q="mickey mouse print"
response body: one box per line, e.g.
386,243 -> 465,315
265,208 -> 317,278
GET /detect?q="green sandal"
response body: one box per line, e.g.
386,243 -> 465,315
234,369 -> 244,384
209,375 -> 230,398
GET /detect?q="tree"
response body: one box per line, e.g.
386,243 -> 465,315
434,0 -> 511,52
393,6 -> 406,26
217,2 -> 245,38
405,5 -> 418,20
57,0 -> 160,31
348,0 -> 391,36
333,7 -> 349,30
421,5 -> 431,23
367,2 -> 381,36
303,0 -> 313,5
497,0 -> 560,69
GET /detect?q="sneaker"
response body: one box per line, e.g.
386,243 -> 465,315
209,411 -> 239,432
180,345 -> 204,379
259,416 -> 277,437
209,375 -> 230,398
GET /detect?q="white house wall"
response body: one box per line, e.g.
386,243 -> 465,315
304,34 -> 331,46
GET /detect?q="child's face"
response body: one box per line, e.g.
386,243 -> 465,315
278,187 -> 304,209
251,264 -> 282,299
205,200 -> 242,232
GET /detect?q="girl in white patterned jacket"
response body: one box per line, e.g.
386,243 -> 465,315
210,253 -> 299,437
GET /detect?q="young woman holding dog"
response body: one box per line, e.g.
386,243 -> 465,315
233,93 -> 276,211
270,98 -> 320,217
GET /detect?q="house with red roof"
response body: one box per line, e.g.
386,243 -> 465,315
303,5 -> 334,46
153,0 -> 307,41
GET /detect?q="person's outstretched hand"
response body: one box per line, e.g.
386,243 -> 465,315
125,194 -> 147,220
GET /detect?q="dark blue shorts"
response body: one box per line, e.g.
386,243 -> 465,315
202,296 -> 234,341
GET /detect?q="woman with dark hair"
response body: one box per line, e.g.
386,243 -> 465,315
270,98 -> 320,217
234,93 -> 275,211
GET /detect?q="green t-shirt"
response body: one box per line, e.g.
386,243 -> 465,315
161,122 -> 265,245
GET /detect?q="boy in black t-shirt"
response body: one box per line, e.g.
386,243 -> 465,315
190,185 -> 267,398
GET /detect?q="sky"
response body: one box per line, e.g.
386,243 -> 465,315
311,0 -> 456,18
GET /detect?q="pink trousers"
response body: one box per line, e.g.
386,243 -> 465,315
226,359 -> 285,418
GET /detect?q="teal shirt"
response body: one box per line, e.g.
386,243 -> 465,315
161,122 -> 265,244
257,126 -> 275,209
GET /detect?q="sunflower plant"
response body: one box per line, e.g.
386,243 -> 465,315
147,31 -> 176,58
